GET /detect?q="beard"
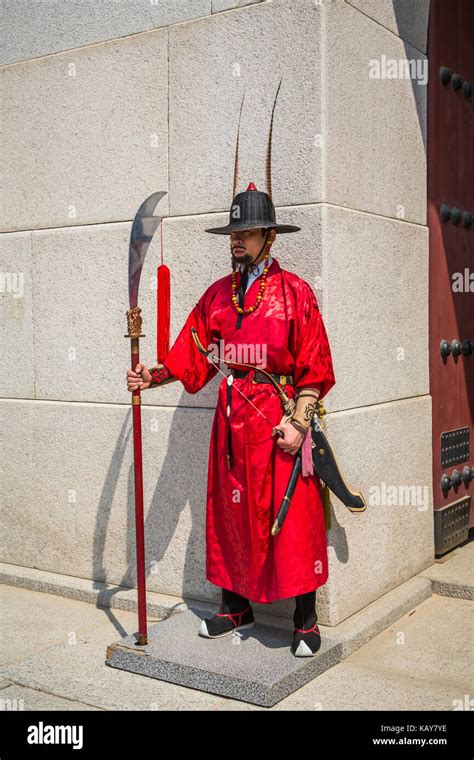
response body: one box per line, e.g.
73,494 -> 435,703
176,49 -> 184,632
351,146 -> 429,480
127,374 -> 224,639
231,250 -> 253,267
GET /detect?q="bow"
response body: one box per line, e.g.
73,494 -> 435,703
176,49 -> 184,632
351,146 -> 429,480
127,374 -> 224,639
190,331 -> 366,538
190,327 -> 297,437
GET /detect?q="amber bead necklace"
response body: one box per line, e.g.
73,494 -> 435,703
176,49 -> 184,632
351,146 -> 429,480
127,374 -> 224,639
230,241 -> 272,315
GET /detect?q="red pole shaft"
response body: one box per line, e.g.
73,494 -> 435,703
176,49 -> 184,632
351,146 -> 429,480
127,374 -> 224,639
130,337 -> 148,645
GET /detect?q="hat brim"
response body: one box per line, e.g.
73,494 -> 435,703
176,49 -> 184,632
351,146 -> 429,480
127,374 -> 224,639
204,222 -> 301,234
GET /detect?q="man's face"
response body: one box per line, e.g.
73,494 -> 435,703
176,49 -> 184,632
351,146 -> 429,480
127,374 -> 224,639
230,227 -> 276,267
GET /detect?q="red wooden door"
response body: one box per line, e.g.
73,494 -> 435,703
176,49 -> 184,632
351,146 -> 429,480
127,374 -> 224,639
427,0 -> 474,553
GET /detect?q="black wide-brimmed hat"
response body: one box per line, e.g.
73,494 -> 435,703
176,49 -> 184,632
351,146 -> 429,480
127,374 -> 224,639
205,79 -> 301,236
205,182 -> 301,235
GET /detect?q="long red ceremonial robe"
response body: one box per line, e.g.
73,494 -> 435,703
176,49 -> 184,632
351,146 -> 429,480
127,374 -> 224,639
162,256 -> 336,604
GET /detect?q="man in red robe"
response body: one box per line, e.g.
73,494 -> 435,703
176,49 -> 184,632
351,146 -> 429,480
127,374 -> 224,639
127,184 -> 336,656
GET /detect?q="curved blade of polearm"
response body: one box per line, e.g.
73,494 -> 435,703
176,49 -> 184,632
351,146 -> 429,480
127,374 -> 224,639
128,190 -> 167,310
125,190 -> 166,647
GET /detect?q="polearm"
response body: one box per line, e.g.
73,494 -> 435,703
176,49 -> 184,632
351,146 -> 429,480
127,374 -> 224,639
124,190 -> 167,646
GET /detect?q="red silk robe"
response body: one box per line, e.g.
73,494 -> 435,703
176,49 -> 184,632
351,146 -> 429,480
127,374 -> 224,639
162,256 -> 336,604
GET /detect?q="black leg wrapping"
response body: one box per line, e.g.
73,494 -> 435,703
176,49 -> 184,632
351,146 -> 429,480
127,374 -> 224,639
293,589 -> 317,629
291,589 -> 321,656
220,587 -> 251,614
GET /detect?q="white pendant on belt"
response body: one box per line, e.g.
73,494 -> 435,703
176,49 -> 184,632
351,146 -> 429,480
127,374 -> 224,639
226,374 -> 234,417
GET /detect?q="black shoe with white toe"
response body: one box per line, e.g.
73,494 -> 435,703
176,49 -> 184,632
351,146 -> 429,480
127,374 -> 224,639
198,605 -> 255,638
291,620 -> 322,657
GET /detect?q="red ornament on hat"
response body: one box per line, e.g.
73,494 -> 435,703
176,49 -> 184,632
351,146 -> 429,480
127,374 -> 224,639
246,182 -> 257,191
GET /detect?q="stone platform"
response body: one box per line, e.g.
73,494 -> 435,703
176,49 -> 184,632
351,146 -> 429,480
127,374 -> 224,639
105,606 -> 342,707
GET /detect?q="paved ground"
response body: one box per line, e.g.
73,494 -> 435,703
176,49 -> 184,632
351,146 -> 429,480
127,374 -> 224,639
1,542 -> 472,711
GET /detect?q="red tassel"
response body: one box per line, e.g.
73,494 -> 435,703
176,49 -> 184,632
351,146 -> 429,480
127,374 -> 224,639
157,264 -> 170,363
301,427 -> 314,477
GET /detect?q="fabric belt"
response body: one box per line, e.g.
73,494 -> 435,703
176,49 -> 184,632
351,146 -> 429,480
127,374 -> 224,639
229,368 -> 294,385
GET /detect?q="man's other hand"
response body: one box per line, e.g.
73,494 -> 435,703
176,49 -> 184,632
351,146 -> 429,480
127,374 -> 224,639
272,422 -> 305,455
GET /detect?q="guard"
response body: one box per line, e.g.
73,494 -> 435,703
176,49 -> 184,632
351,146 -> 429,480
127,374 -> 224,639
127,81 -> 336,657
